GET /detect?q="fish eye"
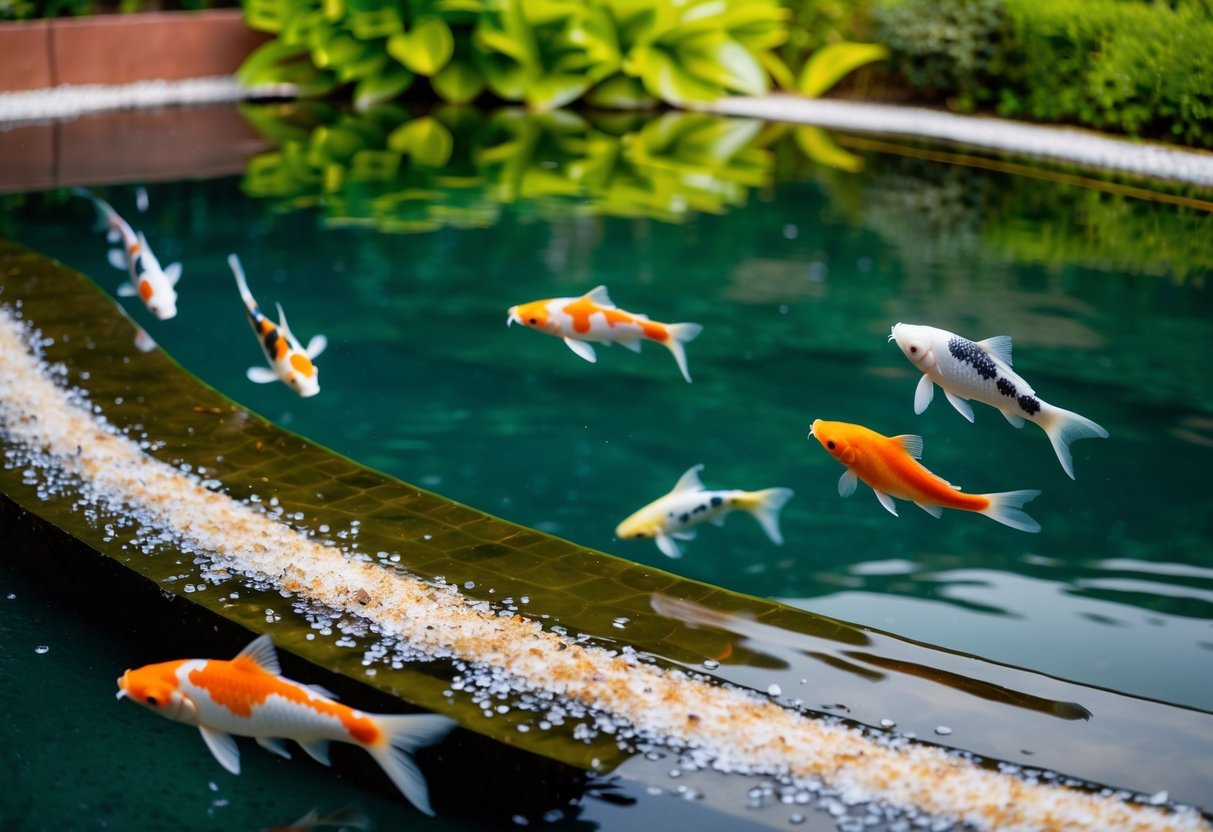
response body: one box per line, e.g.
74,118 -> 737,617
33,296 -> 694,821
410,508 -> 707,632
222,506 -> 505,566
529,318 -> 537,325
827,441 -> 836,449
145,695 -> 158,706
910,346 -> 918,353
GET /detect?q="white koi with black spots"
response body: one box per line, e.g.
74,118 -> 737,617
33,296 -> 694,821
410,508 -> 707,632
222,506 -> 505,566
890,323 -> 1108,479
616,465 -> 794,558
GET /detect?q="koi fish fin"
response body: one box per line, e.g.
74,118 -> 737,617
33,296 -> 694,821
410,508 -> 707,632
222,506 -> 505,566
256,737 -> 292,760
583,285 -> 615,308
1003,411 -> 1026,428
116,280 -> 137,296
740,487 -> 794,545
656,534 -> 682,559
979,490 -> 1041,533
247,366 -> 279,384
298,739 -> 332,766
198,726 -> 241,775
163,262 -> 182,287
944,390 -> 975,423
873,489 -> 898,517
671,464 -> 705,494
915,502 -> 943,518
301,805 -> 370,830
976,335 -> 1013,366
306,683 -> 339,700
275,302 -> 294,339
109,249 -> 129,271
235,634 -> 282,674
366,714 -> 457,817
107,229 -> 122,245
619,339 -> 642,353
892,434 -> 924,459
228,254 -> 255,306
671,529 -> 698,541
910,376 -> 932,415
664,322 -> 703,384
1037,404 -> 1108,480
708,514 -> 727,527
838,469 -> 857,497
563,337 -> 597,363
306,334 -> 328,360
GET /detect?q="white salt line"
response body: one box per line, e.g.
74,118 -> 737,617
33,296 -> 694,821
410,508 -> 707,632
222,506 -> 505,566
705,96 -> 1213,188
0,77 -> 296,125
0,305 -> 1207,832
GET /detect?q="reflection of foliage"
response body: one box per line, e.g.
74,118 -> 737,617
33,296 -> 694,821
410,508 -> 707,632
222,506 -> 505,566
239,0 -> 789,110
240,103 -> 777,231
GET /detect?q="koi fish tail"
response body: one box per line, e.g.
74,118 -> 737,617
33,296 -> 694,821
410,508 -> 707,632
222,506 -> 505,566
739,487 -> 795,545
73,187 -> 127,241
227,253 -> 257,310
978,490 -> 1041,533
1036,404 -> 1108,480
366,713 -> 456,816
663,322 -> 703,383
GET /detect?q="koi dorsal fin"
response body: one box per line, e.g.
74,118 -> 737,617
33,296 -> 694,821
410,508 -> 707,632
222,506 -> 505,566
583,285 -> 615,309
976,335 -> 1013,366
235,634 -> 281,675
671,464 -> 705,494
275,302 -> 293,339
892,434 -> 924,459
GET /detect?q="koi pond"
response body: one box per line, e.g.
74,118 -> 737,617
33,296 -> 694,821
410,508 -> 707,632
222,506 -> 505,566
2,102 -> 1212,831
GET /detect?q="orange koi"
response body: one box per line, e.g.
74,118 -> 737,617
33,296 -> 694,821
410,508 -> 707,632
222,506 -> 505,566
507,285 -> 703,382
117,635 -> 455,816
808,419 -> 1041,532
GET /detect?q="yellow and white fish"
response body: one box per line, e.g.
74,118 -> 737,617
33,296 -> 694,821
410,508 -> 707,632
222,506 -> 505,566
889,322 -> 1108,479
75,187 -> 181,320
229,254 -> 328,397
616,464 -> 794,558
116,635 -> 455,816
507,286 -> 703,383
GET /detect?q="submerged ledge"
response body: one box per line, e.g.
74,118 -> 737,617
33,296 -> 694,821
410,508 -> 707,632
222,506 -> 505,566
1,245 -> 1211,831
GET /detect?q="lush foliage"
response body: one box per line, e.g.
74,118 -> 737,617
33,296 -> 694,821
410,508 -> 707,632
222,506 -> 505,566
239,103 -> 777,230
875,0 -> 1213,145
238,0 -> 790,110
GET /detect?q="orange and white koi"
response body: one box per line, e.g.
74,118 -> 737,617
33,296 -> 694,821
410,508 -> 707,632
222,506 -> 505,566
74,187 -> 181,320
228,254 -> 327,397
808,419 -> 1041,532
889,323 -> 1108,479
507,286 -> 703,383
116,635 -> 455,816
616,464 -> 794,558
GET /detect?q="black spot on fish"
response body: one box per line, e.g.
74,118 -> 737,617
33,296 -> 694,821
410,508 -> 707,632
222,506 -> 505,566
1018,395 -> 1041,415
679,513 -> 691,524
948,336 -> 997,381
997,378 -> 1017,399
710,496 -> 723,507
692,503 -> 708,514
132,255 -> 147,278
263,329 -> 282,354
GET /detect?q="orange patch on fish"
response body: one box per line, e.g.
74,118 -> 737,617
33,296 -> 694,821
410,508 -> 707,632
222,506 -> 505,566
289,353 -> 315,377
561,297 -> 637,335
188,658 -> 380,744
139,280 -> 154,302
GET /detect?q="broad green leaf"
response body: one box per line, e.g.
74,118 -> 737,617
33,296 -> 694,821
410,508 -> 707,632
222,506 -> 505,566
639,47 -> 720,104
353,64 -> 415,110
759,50 -> 794,91
322,0 -> 342,22
243,0 -> 301,34
388,16 -> 455,76
794,125 -> 864,172
798,42 -> 889,99
387,117 -> 455,167
310,27 -> 369,69
527,74 -> 592,111
348,6 -> 403,39
431,58 -> 486,104
585,73 -> 654,109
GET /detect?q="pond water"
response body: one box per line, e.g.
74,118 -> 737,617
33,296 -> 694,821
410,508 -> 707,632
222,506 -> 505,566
3,102 -> 1212,829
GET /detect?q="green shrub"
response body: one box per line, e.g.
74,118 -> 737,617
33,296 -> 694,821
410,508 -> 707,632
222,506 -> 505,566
239,0 -> 789,110
874,0 -> 1213,145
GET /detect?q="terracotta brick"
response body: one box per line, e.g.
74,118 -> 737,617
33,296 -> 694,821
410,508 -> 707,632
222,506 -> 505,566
52,9 -> 270,86
0,123 -> 56,193
0,20 -> 54,92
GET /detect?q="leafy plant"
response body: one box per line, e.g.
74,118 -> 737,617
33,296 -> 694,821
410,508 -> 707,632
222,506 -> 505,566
238,0 -> 789,110
797,41 -> 888,99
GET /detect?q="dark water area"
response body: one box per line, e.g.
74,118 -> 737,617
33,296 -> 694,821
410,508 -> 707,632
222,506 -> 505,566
2,103 -> 1212,829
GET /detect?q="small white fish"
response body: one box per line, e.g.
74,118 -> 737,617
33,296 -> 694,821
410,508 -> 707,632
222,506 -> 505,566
616,465 -> 794,558
890,323 -> 1108,479
75,187 -> 181,320
117,635 -> 455,816
507,286 -> 703,383
228,254 -> 328,398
